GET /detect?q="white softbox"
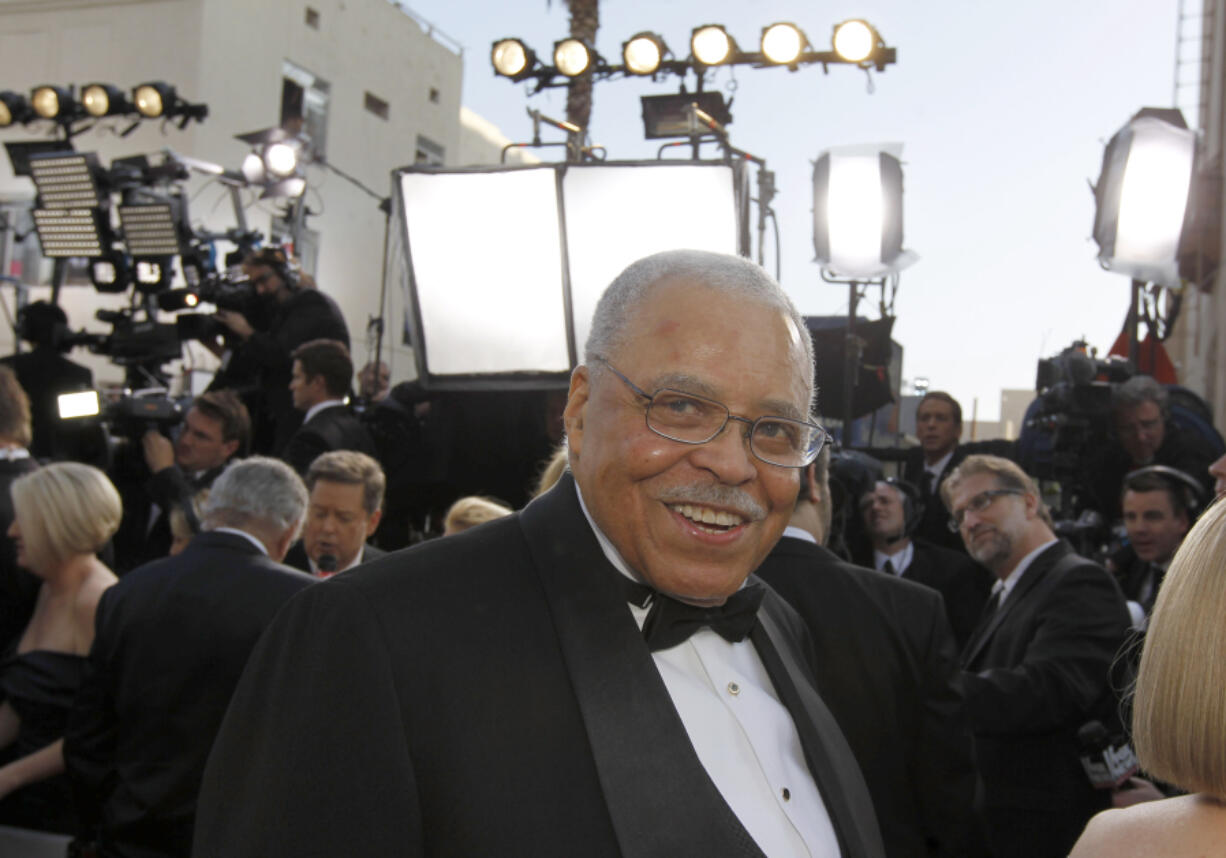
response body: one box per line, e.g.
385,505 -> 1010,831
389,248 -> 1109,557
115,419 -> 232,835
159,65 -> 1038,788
390,160 -> 748,388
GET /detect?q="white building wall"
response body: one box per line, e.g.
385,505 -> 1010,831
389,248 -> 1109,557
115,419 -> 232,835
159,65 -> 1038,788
0,0 -> 463,388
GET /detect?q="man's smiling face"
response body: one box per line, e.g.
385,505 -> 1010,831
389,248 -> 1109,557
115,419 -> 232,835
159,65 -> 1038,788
565,278 -> 808,606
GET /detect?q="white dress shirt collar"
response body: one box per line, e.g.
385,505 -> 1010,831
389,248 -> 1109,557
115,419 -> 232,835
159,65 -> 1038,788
994,538 -> 1059,606
874,541 -> 914,575
303,398 -> 346,425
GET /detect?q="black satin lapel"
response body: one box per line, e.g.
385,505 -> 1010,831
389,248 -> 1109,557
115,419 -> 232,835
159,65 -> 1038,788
752,606 -> 886,858
519,477 -> 765,858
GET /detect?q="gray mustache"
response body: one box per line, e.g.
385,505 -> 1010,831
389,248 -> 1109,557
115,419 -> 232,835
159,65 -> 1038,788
658,484 -> 766,522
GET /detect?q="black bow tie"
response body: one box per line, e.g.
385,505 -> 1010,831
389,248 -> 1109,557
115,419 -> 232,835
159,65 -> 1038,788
620,576 -> 765,652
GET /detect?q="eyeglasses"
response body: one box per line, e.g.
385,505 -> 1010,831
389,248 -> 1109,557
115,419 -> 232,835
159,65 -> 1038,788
947,488 -> 1024,532
593,356 -> 827,468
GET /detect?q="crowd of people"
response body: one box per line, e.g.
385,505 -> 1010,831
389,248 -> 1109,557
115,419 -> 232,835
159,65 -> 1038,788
0,246 -> 1223,857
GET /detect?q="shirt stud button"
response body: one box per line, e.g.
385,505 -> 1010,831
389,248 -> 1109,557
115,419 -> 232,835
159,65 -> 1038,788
727,681 -> 740,696
781,788 -> 791,801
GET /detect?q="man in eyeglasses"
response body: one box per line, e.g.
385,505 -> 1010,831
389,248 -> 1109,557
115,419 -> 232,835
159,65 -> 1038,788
943,454 -> 1129,858
195,249 -> 886,857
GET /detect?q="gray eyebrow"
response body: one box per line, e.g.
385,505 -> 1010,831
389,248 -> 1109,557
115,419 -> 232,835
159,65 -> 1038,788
646,371 -> 808,422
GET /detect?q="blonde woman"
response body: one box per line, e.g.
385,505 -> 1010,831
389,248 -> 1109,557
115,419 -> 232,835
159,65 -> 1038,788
0,463 -> 120,833
1070,497 -> 1226,856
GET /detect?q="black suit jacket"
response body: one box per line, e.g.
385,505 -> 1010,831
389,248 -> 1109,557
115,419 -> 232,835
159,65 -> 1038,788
0,348 -> 99,464
280,404 -> 376,475
902,540 -> 994,650
193,476 -> 885,858
757,535 -> 990,858
959,541 -> 1130,858
111,463 -> 225,575
64,531 -> 314,858
283,539 -> 386,574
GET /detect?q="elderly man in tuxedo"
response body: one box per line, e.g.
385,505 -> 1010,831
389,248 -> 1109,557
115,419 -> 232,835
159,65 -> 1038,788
193,249 -> 885,857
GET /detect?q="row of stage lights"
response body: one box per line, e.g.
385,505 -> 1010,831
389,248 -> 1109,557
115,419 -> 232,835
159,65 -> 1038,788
492,20 -> 893,85
0,82 -> 207,130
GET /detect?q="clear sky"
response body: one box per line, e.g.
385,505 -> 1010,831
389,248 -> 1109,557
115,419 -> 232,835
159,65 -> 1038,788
405,0 -> 1187,421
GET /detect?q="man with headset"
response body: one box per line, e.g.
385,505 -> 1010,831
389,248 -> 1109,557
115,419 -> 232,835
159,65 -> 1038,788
215,247 -> 349,454
857,478 -> 993,649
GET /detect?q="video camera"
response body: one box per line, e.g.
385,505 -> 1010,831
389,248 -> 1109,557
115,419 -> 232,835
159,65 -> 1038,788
1018,341 -> 1133,546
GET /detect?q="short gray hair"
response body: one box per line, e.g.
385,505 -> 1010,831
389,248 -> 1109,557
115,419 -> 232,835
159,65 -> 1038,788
583,249 -> 816,413
202,456 -> 308,536
1113,375 -> 1169,417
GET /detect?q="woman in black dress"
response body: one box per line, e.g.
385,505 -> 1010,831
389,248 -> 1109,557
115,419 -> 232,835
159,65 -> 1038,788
0,462 -> 120,833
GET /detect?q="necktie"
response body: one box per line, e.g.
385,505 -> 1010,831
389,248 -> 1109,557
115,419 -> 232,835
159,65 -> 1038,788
620,576 -> 765,652
920,470 -> 934,500
883,560 -> 897,576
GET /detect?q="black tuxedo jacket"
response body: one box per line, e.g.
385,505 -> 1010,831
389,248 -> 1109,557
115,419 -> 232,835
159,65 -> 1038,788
283,539 -> 386,574
902,540 -> 994,651
280,404 -> 376,475
757,535 -> 989,858
194,476 -> 885,858
64,531 -> 314,857
959,541 -> 1130,858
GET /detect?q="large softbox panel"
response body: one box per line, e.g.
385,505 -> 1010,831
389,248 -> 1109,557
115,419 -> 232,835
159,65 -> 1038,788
390,160 -> 748,390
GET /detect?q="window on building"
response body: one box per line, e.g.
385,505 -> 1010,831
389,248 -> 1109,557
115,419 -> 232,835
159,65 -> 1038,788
428,87 -> 440,104
281,60 -> 330,159
364,92 -> 389,120
305,6 -> 320,28
415,135 -> 444,166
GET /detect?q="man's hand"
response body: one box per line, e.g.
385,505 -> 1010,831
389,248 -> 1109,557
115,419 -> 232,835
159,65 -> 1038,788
216,309 -> 254,340
1111,776 -> 1164,807
143,430 -> 176,473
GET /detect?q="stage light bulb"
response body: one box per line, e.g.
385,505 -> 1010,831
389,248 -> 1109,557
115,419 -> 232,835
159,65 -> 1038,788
492,39 -> 529,77
134,84 -> 166,118
624,34 -> 663,75
692,26 -> 732,65
0,102 -> 10,127
833,20 -> 875,63
241,152 -> 265,184
264,143 -> 298,177
31,87 -> 61,119
762,23 -> 804,65
554,39 -> 591,76
185,293 -> 199,308
82,85 -> 111,117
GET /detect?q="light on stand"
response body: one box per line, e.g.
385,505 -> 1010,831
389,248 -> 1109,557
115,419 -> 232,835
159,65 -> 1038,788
812,144 -> 914,279
133,82 -> 173,118
31,85 -> 73,120
623,32 -> 667,75
832,20 -> 877,64
691,25 -> 735,66
81,83 -> 130,117
554,38 -> 594,76
264,142 -> 299,177
492,39 -> 535,79
0,91 -> 31,127
1093,110 -> 1196,287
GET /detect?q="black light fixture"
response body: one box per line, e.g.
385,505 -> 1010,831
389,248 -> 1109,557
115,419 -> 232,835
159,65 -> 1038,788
640,92 -> 732,139
133,81 -> 208,127
690,25 -> 737,66
81,83 -> 131,117
832,20 -> 881,64
761,23 -> 809,66
118,203 -> 182,257
133,257 -> 171,293
554,38 -> 595,77
623,32 -> 669,75
31,85 -> 74,120
235,126 -> 309,198
33,208 -> 106,258
157,288 -> 201,312
0,91 -> 32,127
90,250 -> 130,293
28,152 -> 103,209
491,38 -> 536,80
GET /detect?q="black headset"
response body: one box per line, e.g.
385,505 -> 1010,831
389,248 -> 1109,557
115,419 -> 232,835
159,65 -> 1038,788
249,246 -> 301,291
15,301 -> 70,351
1122,464 -> 1203,515
884,477 -> 925,537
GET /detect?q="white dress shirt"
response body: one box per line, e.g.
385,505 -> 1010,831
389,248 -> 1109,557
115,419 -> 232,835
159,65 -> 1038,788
302,398 -> 346,425
873,542 -> 914,576
992,538 -> 1058,607
578,490 -> 840,858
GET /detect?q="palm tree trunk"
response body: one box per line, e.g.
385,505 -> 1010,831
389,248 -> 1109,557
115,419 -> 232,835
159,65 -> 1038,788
564,0 -> 599,132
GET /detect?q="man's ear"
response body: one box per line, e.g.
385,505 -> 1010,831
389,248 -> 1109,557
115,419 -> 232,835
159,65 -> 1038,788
802,463 -> 820,504
1022,490 -> 1040,519
365,508 -> 383,538
562,365 -> 590,459
220,438 -> 240,461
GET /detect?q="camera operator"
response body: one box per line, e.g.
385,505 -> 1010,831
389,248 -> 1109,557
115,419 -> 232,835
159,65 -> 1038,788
1089,376 -> 1220,519
0,300 -> 101,464
212,247 -> 349,455
112,390 -> 250,573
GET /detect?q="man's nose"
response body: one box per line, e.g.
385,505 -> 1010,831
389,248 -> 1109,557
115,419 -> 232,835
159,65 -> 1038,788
691,419 -> 757,484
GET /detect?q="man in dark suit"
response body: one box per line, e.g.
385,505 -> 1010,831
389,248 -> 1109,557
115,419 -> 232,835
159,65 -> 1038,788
0,367 -> 38,651
64,457 -> 314,858
757,448 -> 990,858
857,479 -> 993,648
194,249 -> 886,857
903,392 -> 1014,553
280,338 -> 375,475
944,454 -> 1130,858
111,390 -> 250,573
283,450 -> 386,576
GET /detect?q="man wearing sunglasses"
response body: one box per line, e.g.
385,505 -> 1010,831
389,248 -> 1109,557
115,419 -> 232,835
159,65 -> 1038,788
943,455 -> 1130,858
195,249 -> 885,857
